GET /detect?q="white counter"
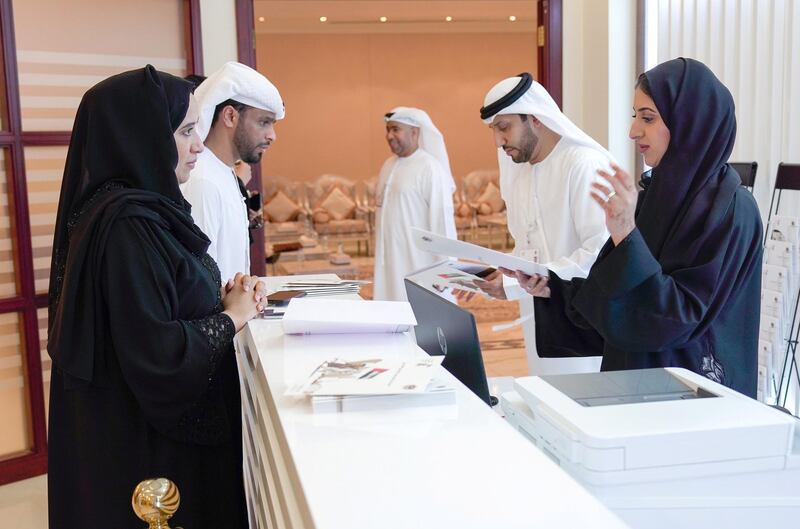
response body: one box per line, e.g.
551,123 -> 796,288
236,275 -> 628,529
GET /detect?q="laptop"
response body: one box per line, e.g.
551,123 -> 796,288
404,279 -> 493,406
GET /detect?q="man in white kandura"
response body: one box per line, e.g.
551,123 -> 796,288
181,61 -> 284,282
373,107 -> 457,301
476,72 -> 613,375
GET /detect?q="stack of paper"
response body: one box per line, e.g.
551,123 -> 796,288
286,357 -> 455,412
760,215 -> 800,403
311,379 -> 456,413
282,298 -> 417,335
277,279 -> 368,297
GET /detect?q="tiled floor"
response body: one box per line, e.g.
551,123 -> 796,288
1,253 -> 531,527
0,475 -> 47,529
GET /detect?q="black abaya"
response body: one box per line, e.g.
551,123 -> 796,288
47,66 -> 247,528
532,58 -> 763,397
48,200 -> 246,528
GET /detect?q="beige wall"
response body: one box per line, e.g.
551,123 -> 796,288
562,0 -> 637,174
200,0 -> 238,72
256,32 -> 537,183
13,0 -> 185,57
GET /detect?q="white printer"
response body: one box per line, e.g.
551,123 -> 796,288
502,367 -> 798,485
502,368 -> 800,529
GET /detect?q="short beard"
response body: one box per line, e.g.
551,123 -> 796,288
513,123 -> 538,163
389,140 -> 406,156
233,121 -> 264,164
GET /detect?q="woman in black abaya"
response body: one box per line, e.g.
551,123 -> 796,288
47,66 -> 265,528
509,58 -> 763,397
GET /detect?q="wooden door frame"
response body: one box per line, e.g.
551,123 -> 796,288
233,0 -> 562,274
0,0 -> 204,486
235,0 -> 266,277
538,0 -> 563,108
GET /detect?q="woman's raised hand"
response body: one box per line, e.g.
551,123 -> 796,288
591,163 -> 638,245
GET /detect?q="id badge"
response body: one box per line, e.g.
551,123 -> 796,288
519,248 -> 540,263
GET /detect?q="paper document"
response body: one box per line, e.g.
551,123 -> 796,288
276,279 -> 368,297
406,259 -> 496,297
411,227 -> 548,277
282,298 -> 417,335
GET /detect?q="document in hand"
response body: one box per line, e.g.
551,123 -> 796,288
282,298 -> 417,335
410,227 -> 549,277
406,259 -> 496,296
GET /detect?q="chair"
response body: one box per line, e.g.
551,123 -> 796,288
261,175 -> 309,244
304,174 -> 371,255
767,163 -> 800,227
462,169 -> 510,249
360,177 -> 379,237
452,176 -> 475,241
730,161 -> 758,193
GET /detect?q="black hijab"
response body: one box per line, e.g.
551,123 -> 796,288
634,58 -> 741,267
48,65 -> 210,385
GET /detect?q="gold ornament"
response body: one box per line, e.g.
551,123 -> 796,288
132,478 -> 180,529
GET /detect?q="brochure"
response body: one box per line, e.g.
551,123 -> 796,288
411,227 -> 548,277
286,356 -> 444,397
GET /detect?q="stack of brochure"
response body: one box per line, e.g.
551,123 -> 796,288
286,357 -> 455,412
760,215 -> 800,403
277,278 -> 368,297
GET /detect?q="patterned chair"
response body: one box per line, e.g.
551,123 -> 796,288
360,176 -> 379,236
452,176 -> 475,240
462,169 -> 510,249
304,174 -> 371,255
362,175 -> 466,246
262,175 -> 309,244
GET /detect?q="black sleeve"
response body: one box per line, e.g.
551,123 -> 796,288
572,222 -> 737,353
533,274 -> 605,358
101,217 -> 235,429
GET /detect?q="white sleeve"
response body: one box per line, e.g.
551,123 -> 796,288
182,178 -> 223,263
546,154 -> 611,278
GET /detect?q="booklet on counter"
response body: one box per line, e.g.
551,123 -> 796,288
282,298 -> 417,335
310,378 -> 456,413
286,357 -> 454,413
411,227 -> 549,277
286,356 -> 443,397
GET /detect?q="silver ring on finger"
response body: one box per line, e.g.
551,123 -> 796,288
605,191 -> 617,202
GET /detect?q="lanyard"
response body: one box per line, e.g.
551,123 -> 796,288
516,168 -> 552,264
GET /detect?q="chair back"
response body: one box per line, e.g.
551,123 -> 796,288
729,161 -> 758,191
263,175 -> 304,204
462,169 -> 499,203
305,174 -> 358,209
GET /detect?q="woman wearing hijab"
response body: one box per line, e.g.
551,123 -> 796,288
47,66 -> 264,528
508,58 -> 763,397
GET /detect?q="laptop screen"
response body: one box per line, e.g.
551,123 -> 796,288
404,279 -> 492,406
